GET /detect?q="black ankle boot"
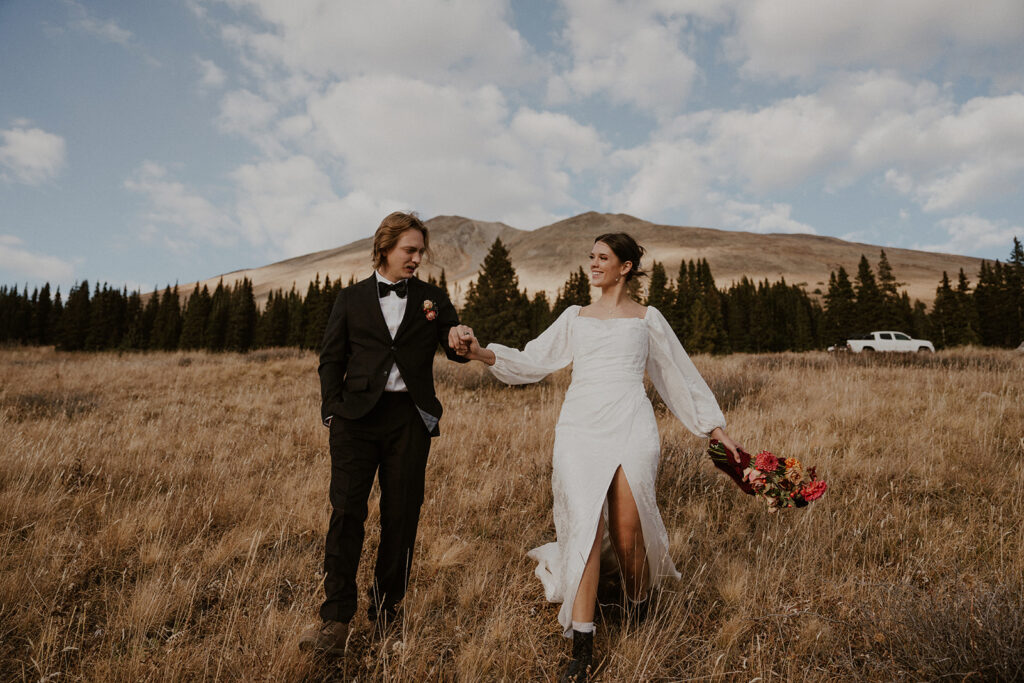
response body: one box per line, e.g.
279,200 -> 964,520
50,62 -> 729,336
559,630 -> 594,683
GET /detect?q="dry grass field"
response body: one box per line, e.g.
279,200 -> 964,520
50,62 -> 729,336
1,346 -> 1022,681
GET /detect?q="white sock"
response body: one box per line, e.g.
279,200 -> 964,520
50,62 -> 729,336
571,621 -> 595,634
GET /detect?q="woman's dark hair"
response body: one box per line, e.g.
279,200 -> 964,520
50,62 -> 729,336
594,233 -> 646,281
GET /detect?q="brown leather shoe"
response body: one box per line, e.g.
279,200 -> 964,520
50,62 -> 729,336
298,620 -> 349,655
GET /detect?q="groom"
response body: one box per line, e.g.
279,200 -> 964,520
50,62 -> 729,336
300,211 -> 470,654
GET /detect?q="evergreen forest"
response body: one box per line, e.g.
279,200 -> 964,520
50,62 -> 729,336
2,237 -> 1022,354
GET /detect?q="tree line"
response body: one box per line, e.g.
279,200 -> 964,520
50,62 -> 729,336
457,237 -> 1024,353
2,238 -> 1022,353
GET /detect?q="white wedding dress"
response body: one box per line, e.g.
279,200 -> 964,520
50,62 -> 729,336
487,305 -> 726,636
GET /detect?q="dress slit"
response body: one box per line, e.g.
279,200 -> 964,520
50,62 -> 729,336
606,463 -> 661,593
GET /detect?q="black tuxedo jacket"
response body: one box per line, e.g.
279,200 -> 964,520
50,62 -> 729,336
318,274 -> 467,435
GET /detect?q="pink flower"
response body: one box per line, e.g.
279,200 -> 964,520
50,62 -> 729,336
425,310 -> 437,321
802,480 -> 827,502
754,451 -> 779,472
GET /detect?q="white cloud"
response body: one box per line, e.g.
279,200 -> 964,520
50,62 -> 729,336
124,162 -> 239,248
510,109 -> 608,173
614,73 -> 1024,223
146,0 -> 1023,264
0,123 -> 67,185
609,137 -> 709,216
211,0 -> 540,86
306,75 -> 605,225
196,57 -> 226,89
550,0 -> 701,117
728,0 -> 1024,80
230,155 -> 397,256
0,235 -> 74,282
708,199 -> 816,234
855,91 -> 1024,211
64,0 -> 159,64
77,15 -> 133,46
923,215 -> 1023,255
217,89 -> 278,139
884,169 -> 914,195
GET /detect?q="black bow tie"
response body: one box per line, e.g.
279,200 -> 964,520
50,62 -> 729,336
377,279 -> 408,299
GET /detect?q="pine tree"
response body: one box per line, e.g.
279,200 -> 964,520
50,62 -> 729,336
528,291 -> 552,338
854,255 -> 883,330
438,269 -> 449,299
644,261 -> 672,309
954,269 -> 980,346
1007,237 -> 1024,346
122,290 -> 145,349
49,287 -> 63,345
85,283 -> 127,350
748,280 -> 774,352
696,259 -> 728,353
304,274 -> 331,350
205,280 -> 230,351
685,297 -> 717,353
724,277 -> 756,352
227,278 -> 257,352
285,285 -> 306,348
58,280 -> 91,351
823,267 -> 857,346
876,250 -> 905,329
50,288 -> 63,344
460,238 -> 532,347
32,283 -> 53,345
910,299 -> 930,341
84,282 -> 106,350
180,284 -> 212,350
256,288 -> 290,347
670,260 -> 696,341
151,285 -> 182,350
973,261 -> 1002,346
930,272 -> 957,349
0,285 -> 29,343
552,267 -> 591,318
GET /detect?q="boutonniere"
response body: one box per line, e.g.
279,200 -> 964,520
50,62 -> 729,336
423,299 -> 437,321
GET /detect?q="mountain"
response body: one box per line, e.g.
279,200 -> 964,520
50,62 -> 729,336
189,212 -> 985,306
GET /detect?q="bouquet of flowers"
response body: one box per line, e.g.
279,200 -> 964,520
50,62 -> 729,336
707,440 -> 827,511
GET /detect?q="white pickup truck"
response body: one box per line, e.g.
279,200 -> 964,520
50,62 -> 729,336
845,331 -> 935,353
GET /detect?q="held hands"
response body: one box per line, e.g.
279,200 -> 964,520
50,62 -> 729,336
710,427 -> 744,463
448,325 -> 482,359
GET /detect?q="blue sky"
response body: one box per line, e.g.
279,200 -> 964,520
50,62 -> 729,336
2,0 -> 1023,293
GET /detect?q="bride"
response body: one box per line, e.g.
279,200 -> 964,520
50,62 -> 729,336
450,233 -> 742,682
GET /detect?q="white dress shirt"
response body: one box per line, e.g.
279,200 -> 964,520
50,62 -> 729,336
375,271 -> 408,392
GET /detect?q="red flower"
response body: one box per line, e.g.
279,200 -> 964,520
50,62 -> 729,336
754,451 -> 779,472
802,480 -> 827,502
425,310 -> 437,321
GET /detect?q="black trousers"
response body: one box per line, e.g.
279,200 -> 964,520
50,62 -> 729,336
320,392 -> 431,623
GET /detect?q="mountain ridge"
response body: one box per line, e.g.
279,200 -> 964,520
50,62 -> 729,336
186,212 -> 986,307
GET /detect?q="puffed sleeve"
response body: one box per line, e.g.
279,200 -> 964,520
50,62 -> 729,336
487,305 -> 578,385
645,306 -> 726,437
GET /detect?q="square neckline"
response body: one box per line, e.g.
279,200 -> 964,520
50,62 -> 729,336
574,305 -> 651,322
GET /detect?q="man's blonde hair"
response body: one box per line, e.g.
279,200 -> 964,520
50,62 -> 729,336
372,211 -> 430,269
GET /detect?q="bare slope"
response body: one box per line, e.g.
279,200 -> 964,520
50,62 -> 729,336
190,212 -> 984,306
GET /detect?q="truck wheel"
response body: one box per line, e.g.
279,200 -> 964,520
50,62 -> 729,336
917,346 -> 932,353
862,346 -> 874,353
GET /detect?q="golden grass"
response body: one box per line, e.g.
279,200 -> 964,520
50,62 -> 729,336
1,346 -> 1022,681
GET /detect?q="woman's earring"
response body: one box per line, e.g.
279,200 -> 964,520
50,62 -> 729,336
616,276 -> 621,283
